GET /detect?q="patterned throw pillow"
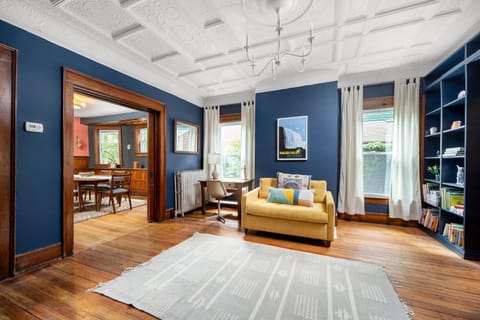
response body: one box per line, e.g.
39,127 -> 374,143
266,187 -> 314,207
276,172 -> 311,189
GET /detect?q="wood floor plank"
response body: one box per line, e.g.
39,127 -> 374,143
1,205 -> 480,319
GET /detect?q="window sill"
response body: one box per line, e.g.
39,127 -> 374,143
364,194 -> 389,200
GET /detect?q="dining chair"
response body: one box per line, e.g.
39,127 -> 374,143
206,180 -> 233,223
78,171 -> 96,200
96,173 -> 132,213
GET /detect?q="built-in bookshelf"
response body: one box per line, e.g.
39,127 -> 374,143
421,32 -> 480,259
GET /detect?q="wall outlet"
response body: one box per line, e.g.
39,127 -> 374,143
25,121 -> 44,133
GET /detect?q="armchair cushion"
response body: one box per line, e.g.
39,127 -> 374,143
247,198 -> 328,223
310,180 -> 326,203
259,178 -> 277,199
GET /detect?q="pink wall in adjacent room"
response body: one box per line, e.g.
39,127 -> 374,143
74,117 -> 89,156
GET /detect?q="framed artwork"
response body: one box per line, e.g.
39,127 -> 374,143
277,115 -> 308,160
174,120 -> 200,154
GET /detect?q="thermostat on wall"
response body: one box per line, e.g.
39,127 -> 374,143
25,121 -> 44,133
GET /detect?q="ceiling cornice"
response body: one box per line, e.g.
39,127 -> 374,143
0,0 -> 204,106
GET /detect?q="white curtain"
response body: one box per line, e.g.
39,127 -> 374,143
338,85 -> 365,215
203,106 -> 220,178
241,100 -> 255,179
389,78 -> 421,220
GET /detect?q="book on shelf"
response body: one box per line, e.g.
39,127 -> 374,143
441,187 -> 464,214
422,183 -> 440,206
443,223 -> 464,248
419,208 -> 440,232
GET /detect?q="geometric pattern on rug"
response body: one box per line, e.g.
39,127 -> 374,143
74,196 -> 146,224
92,233 -> 410,320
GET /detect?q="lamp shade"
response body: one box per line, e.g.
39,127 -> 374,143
208,153 -> 221,165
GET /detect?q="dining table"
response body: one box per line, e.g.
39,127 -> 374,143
74,174 -> 111,211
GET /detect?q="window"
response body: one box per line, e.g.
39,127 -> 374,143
220,122 -> 241,178
363,107 -> 393,197
95,126 -> 121,165
136,125 -> 148,155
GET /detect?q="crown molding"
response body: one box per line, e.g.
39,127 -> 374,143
0,0 -> 204,106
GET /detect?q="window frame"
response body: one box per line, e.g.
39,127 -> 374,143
363,96 -> 394,200
135,123 -> 148,156
94,125 -> 122,167
219,113 -> 241,179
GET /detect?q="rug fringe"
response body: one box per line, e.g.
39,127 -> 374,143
401,299 -> 416,319
87,281 -> 105,292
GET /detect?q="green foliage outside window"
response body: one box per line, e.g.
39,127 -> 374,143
99,130 -> 120,164
222,140 -> 241,178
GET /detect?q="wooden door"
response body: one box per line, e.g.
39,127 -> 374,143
0,44 -> 16,280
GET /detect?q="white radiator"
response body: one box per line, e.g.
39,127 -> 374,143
174,170 -> 206,218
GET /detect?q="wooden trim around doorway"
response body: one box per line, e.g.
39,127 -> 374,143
62,68 -> 167,257
0,43 -> 17,280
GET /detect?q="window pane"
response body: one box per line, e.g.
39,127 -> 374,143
220,123 -> 241,179
139,127 -> 148,153
363,108 -> 393,196
99,129 -> 120,164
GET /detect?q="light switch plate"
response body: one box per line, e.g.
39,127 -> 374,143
25,121 -> 44,133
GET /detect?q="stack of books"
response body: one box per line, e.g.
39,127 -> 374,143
443,223 -> 464,247
419,208 -> 440,232
443,147 -> 464,157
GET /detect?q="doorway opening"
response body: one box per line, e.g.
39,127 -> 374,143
63,68 -> 166,257
73,93 -> 149,224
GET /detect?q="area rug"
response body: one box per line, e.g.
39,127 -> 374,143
92,233 -> 410,320
74,197 -> 146,223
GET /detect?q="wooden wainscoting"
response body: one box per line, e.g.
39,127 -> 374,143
130,169 -> 148,196
73,156 -> 89,174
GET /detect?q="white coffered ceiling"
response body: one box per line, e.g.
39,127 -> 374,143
1,0 -> 479,106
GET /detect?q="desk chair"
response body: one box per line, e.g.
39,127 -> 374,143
206,180 -> 233,223
96,173 -> 132,213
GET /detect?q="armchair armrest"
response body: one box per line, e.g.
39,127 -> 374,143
325,191 -> 336,241
241,187 -> 260,229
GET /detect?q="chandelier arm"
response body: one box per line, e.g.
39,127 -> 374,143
252,57 -> 276,77
280,42 -> 313,60
284,58 -> 306,73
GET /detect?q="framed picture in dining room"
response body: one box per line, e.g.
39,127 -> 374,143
277,115 -> 308,160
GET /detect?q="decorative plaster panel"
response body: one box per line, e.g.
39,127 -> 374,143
64,0 -> 137,35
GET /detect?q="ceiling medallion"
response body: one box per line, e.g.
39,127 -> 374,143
242,0 -> 315,78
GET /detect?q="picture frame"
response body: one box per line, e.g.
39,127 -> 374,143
174,120 -> 200,154
277,115 -> 308,160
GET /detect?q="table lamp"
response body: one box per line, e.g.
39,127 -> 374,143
208,153 -> 221,180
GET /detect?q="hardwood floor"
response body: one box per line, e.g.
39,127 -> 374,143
1,205 -> 479,319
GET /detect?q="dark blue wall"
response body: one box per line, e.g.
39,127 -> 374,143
220,104 -> 241,115
0,20 -> 202,254
364,83 -> 394,98
255,81 -> 340,202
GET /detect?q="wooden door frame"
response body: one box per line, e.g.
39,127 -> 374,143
0,43 -> 17,280
62,68 -> 166,257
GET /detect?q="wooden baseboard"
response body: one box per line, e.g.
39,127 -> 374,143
165,208 -> 175,218
338,212 -> 418,227
15,243 -> 62,274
